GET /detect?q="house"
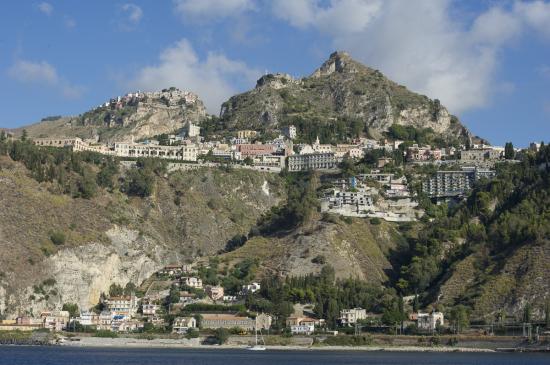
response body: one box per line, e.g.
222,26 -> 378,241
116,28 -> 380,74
417,312 -> 444,331
182,277 -> 203,289
281,125 -> 297,139
237,130 -> 258,139
158,264 -> 183,276
205,285 -> 224,301
178,291 -> 197,304
172,316 -> 197,334
377,157 -> 393,168
339,308 -> 367,326
241,282 -> 261,294
406,145 -> 442,161
286,316 -> 323,334
142,303 -> 161,316
200,313 -> 255,331
73,312 -> 100,327
105,295 -> 139,316
40,311 -> 70,331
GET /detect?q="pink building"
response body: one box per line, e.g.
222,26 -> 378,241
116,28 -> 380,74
236,144 -> 276,157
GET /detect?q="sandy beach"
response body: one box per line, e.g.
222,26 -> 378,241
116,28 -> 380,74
59,336 -> 495,352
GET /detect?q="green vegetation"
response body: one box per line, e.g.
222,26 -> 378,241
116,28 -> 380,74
62,303 -> 79,318
49,230 -> 66,245
254,171 -> 319,235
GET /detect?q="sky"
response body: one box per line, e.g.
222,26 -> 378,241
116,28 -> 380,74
0,0 -> 549,146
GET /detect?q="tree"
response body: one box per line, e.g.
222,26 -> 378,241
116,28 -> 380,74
124,168 -> 154,197
21,129 -> 28,141
523,302 -> 532,323
62,303 -> 79,318
449,305 -> 469,333
504,142 -> 515,160
545,300 -> 550,329
214,328 -> 230,344
109,283 -> 124,297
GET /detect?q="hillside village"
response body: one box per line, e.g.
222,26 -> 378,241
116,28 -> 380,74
29,100 -> 523,224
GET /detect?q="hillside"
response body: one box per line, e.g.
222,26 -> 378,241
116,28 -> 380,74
0,144 -> 283,317
396,149 -> 550,319
220,51 -> 472,144
12,88 -> 207,143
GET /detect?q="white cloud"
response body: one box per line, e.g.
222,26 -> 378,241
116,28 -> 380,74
129,39 -> 260,113
272,0 -> 382,35
173,0 -> 255,20
37,2 -> 53,16
515,0 -> 550,38
122,3 -> 143,24
8,60 -> 83,98
272,0 -> 550,114
64,17 -> 77,29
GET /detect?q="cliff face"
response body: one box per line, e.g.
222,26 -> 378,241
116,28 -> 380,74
15,89 -> 207,143
220,52 -> 471,142
0,157 -> 283,317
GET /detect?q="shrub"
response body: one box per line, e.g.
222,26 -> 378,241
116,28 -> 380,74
370,217 -> 381,225
185,328 -> 200,339
49,231 -> 66,245
93,330 -> 118,338
311,255 -> 327,265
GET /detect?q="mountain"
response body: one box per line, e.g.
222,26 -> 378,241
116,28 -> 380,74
220,51 -> 472,143
13,88 -> 207,143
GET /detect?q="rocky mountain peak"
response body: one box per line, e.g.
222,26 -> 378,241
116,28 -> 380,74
310,50 -> 362,78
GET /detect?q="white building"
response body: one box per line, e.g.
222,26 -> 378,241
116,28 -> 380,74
282,125 -> 297,139
290,323 -> 315,335
417,312 -> 444,331
242,282 -> 261,294
172,316 -> 197,334
105,295 -> 139,317
182,277 -> 203,289
339,308 -> 367,326
142,303 -> 160,316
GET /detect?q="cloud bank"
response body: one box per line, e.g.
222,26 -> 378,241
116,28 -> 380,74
273,0 -> 550,114
130,39 -> 260,113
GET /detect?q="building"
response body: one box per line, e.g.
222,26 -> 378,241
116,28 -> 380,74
288,153 -> 340,172
182,277 -> 203,289
406,145 -> 442,161
236,143 -> 276,157
339,308 -> 367,326
237,130 -> 258,139
114,142 -> 198,161
281,125 -> 297,139
321,189 -> 374,215
40,311 -> 70,331
172,316 -> 197,334
422,167 -> 496,198
460,148 -> 501,161
183,122 -> 201,138
200,314 -> 255,331
286,317 -> 318,335
417,312 -> 444,331
158,264 -> 183,276
242,282 -> 261,294
142,303 -> 161,316
205,285 -> 224,301
73,312 -> 100,327
105,295 -> 139,317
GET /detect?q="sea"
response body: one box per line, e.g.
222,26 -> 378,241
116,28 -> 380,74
0,347 -> 549,365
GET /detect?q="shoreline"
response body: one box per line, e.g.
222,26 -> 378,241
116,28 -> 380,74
56,337 -> 497,352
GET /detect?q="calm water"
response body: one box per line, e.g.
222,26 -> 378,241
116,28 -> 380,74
0,347 -> 548,365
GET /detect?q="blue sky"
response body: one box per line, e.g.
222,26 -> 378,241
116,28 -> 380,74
1,0 -> 549,146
